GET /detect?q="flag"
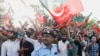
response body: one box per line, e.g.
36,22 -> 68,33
39,0 -> 84,25
87,19 -> 95,28
65,0 -> 84,14
92,21 -> 100,33
72,14 -> 86,23
35,10 -> 47,24
72,12 -> 92,27
53,4 -> 73,24
92,23 -> 98,33
3,11 -> 13,28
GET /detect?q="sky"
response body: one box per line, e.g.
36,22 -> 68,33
1,0 -> 100,20
1,0 -> 100,28
36,0 -> 100,21
81,0 -> 100,21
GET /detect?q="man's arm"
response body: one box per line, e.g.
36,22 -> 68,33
18,41 -> 34,53
97,52 -> 99,56
96,44 -> 99,56
85,43 -> 91,56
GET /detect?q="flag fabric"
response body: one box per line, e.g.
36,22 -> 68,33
76,17 -> 89,27
72,15 -> 86,27
65,0 -> 84,14
72,12 -> 92,27
87,19 -> 95,28
35,10 -> 47,24
92,21 -> 100,33
39,0 -> 84,25
53,4 -> 73,24
92,23 -> 98,33
72,14 -> 86,23
3,11 -> 13,28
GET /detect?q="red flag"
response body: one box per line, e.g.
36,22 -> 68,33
39,0 -> 71,25
53,4 -> 73,24
35,13 -> 46,24
65,0 -> 84,14
3,11 -> 13,28
52,0 -> 83,24
39,0 -> 83,25
92,23 -> 100,33
53,0 -> 83,24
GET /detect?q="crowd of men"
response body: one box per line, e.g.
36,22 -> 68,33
0,24 -> 100,56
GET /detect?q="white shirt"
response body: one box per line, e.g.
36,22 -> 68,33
1,39 -> 20,56
24,35 -> 42,50
58,40 -> 69,56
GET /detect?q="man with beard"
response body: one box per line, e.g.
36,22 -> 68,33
73,35 -> 85,56
58,33 -> 69,56
85,36 -> 99,56
0,28 -> 8,55
1,30 -> 20,56
32,30 -> 58,56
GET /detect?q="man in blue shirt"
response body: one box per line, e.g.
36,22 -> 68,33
85,36 -> 99,56
31,30 -> 58,56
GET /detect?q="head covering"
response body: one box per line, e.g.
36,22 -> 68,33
42,30 -> 56,38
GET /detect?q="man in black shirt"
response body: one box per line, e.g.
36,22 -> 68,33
18,37 -> 34,56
